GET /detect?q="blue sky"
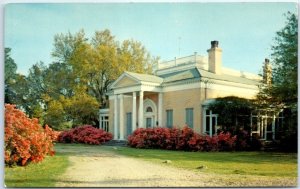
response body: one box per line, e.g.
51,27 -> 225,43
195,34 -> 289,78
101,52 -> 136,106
4,2 -> 297,75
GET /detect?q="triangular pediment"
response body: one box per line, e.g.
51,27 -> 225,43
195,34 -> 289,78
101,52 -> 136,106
111,74 -> 140,88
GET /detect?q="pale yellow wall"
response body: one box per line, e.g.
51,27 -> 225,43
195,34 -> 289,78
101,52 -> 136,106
205,87 -> 256,99
162,88 -> 202,133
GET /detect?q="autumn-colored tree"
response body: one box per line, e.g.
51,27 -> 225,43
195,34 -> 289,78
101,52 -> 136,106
63,93 -> 99,126
43,99 -> 70,131
67,29 -> 159,108
5,29 -> 158,129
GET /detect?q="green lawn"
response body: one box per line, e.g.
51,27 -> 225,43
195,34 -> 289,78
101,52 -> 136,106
112,146 -> 297,177
4,150 -> 69,187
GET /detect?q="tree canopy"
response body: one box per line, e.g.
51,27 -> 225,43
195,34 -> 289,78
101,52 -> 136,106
5,29 -> 159,130
5,48 -> 18,104
257,12 -> 298,110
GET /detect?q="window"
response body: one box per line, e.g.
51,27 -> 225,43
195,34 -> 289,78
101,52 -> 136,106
146,106 -> 153,112
203,108 -> 217,136
251,110 -> 285,140
166,109 -> 173,128
185,108 -> 194,128
100,115 -> 109,132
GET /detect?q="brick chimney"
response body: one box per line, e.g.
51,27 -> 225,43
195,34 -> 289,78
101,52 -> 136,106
263,58 -> 272,85
207,40 -> 222,74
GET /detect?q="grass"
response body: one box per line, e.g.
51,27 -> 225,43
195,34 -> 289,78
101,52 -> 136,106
4,149 -> 69,187
110,146 -> 297,177
5,143 -> 297,187
52,143 -> 297,178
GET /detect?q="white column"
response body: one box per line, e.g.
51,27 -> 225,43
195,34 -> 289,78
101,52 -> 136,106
250,112 -> 252,138
139,91 -> 144,128
257,112 -> 261,138
272,114 -> 276,140
215,116 -> 218,135
202,107 -> 206,134
158,92 -> 163,127
264,115 -> 267,140
132,92 -> 137,131
209,110 -> 212,137
99,110 -> 102,130
119,94 -> 124,140
113,95 -> 118,140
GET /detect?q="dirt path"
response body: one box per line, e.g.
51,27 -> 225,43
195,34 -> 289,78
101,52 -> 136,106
55,146 -> 297,187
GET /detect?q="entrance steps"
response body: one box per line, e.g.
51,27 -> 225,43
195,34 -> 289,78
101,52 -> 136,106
260,140 -> 280,151
103,140 -> 128,146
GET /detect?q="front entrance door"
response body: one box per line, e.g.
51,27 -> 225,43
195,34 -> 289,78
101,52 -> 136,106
146,117 -> 152,128
143,99 -> 157,128
126,112 -> 132,136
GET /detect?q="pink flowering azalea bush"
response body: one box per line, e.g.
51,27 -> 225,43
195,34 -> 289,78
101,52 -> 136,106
128,126 -> 237,151
5,104 -> 56,166
58,125 -> 112,145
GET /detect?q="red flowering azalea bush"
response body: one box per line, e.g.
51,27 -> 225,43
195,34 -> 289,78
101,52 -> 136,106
58,125 -> 112,145
5,104 -> 55,166
128,126 -> 237,151
44,125 -> 61,142
216,132 -> 237,151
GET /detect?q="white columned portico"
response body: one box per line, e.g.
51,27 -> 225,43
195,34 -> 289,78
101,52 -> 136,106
119,94 -> 124,140
132,92 -> 137,131
113,95 -> 118,140
158,92 -> 163,126
139,90 -> 144,128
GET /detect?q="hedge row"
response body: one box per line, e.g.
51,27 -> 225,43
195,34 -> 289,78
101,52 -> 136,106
58,125 -> 113,145
127,126 -> 237,151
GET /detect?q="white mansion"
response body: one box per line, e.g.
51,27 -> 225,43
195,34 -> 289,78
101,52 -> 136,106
99,41 -> 280,141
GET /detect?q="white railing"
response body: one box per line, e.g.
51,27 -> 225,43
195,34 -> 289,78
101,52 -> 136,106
222,67 -> 261,80
158,54 -> 207,70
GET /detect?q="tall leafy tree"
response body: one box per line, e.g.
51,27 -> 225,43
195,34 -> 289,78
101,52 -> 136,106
42,29 -> 158,128
5,48 -> 17,82
257,12 -> 298,109
52,29 -> 87,64
67,29 -> 159,108
272,12 -> 298,108
256,12 -> 298,151
5,48 -> 18,103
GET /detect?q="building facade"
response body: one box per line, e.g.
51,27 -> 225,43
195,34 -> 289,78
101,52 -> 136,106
100,41 -> 273,140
